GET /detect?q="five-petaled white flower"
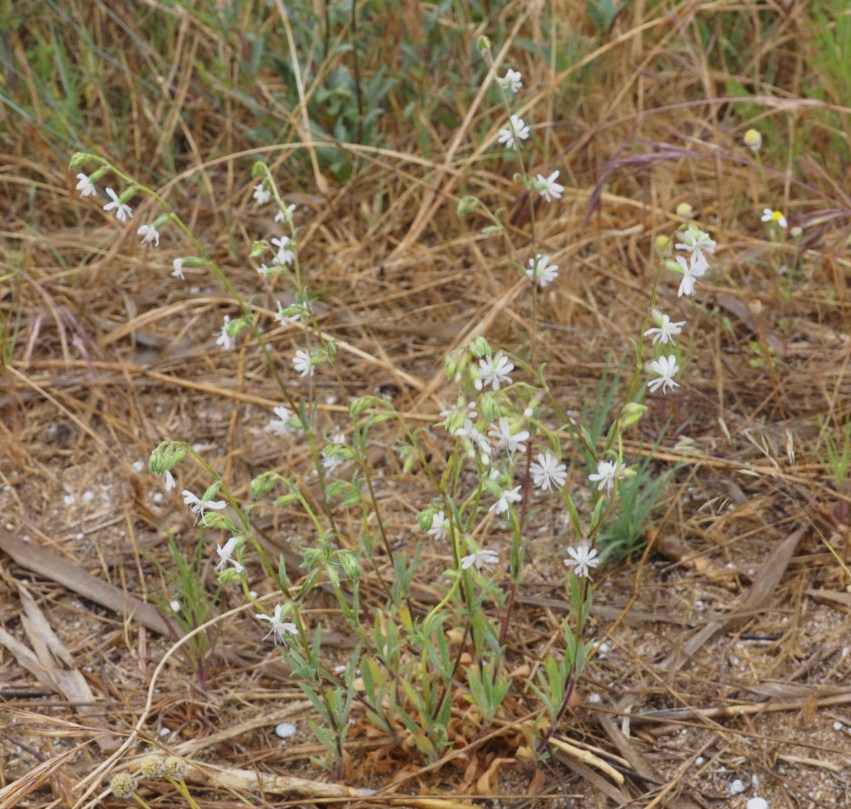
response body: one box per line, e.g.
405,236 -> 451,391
171,258 -> 185,280
269,405 -> 295,435
256,604 -> 298,644
477,352 -> 514,391
525,253 -> 559,288
137,223 -> 160,247
490,485 -> 522,515
498,114 -> 530,150
589,460 -> 622,495
216,316 -> 235,350
103,187 -> 132,222
644,311 -> 686,346
427,511 -> 449,541
675,252 -> 708,298
675,227 -> 715,259
530,452 -> 567,491
648,354 -> 680,395
496,67 -> 523,94
75,173 -> 96,197
761,208 -> 787,229
564,542 -> 599,579
454,417 -> 491,459
487,417 -> 529,454
182,489 -> 226,520
253,183 -> 271,205
216,537 -> 244,573
292,349 -> 314,377
535,170 -> 564,203
461,548 -> 500,572
271,235 -> 295,265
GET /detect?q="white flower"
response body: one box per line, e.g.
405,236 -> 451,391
454,417 -> 491,459
564,542 -> 599,579
530,452 -> 567,490
490,485 -> 522,515
182,490 -> 226,520
274,203 -> 297,223
535,170 -> 563,203
253,183 -> 271,205
477,352 -> 514,391
589,460 -> 622,495
648,354 -> 680,395
644,311 -> 686,345
761,208 -> 787,229
322,434 -> 347,472
271,235 -> 295,265
525,253 -> 559,288
675,252 -> 708,298
256,604 -> 298,644
216,316 -> 235,350
488,417 -> 529,454
292,349 -> 314,377
171,258 -> 185,280
427,511 -> 449,541
497,114 -> 530,150
269,405 -> 295,435
461,548 -> 500,572
496,67 -> 523,94
75,173 -> 96,197
675,227 -> 715,258
215,536 -> 244,573
103,187 -> 132,222
137,223 -> 160,247
163,470 -> 176,491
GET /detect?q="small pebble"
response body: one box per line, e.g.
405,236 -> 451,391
747,799 -> 768,809
729,779 -> 745,795
275,722 -> 297,739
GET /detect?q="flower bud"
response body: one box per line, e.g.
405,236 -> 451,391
655,235 -> 671,258
139,755 -> 166,778
338,550 -> 362,582
457,195 -> 480,216
163,756 -> 186,779
675,202 -> 693,220
743,128 -> 762,153
109,773 -> 138,799
621,402 -> 647,428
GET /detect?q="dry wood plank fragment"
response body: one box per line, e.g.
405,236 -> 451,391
0,527 -> 177,637
661,526 -> 806,670
0,583 -> 117,752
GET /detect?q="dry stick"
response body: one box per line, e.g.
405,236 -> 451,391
71,595 -> 278,808
661,525 -> 806,671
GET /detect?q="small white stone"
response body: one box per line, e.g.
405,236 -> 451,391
153,492 -> 164,503
63,494 -> 75,506
729,779 -> 746,795
746,799 -> 768,809
275,722 -> 297,739
587,693 -> 602,704
76,532 -> 84,540
833,721 -> 843,731
159,727 -> 171,737
131,460 -> 145,472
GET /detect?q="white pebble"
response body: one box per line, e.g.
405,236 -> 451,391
63,494 -> 75,506
131,460 -> 145,472
275,722 -> 297,739
729,779 -> 746,795
747,799 -> 768,809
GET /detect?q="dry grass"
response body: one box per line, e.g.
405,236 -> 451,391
2,1 -> 851,807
